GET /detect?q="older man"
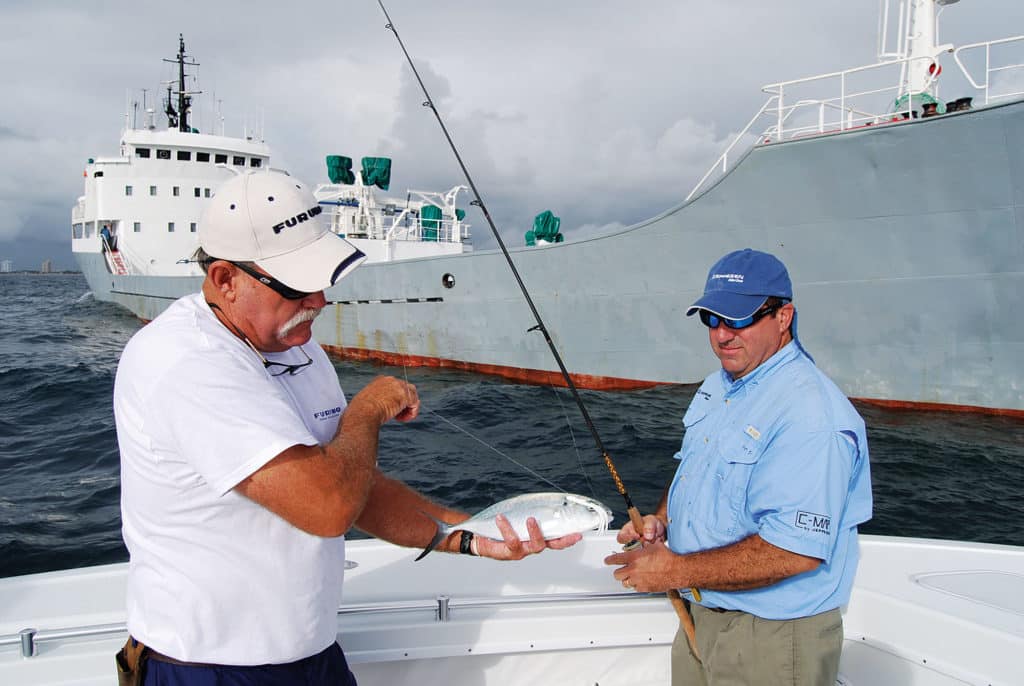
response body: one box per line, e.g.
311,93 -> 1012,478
606,248 -> 871,686
113,170 -> 579,685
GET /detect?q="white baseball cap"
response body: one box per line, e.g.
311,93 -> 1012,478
199,170 -> 365,292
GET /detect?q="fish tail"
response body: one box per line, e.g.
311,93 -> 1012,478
414,512 -> 451,562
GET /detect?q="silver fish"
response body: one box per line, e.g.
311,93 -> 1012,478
416,492 -> 613,561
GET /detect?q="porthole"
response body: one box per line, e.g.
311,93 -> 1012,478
442,273 -> 455,289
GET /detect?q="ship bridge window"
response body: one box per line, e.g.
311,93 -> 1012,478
135,147 -> 151,158
173,186 -> 180,197
196,151 -> 210,162
94,171 -> 104,178
133,222 -> 141,233
177,150 -> 191,161
250,158 -> 262,168
150,186 -> 157,196
168,222 -> 175,233
73,223 -> 83,239
190,222 -> 197,233
156,149 -> 171,160
214,153 -> 227,164
125,185 -> 133,196
232,156 -> 245,166
204,188 -> 211,198
194,187 -> 201,197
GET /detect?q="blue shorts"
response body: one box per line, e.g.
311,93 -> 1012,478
144,642 -> 357,686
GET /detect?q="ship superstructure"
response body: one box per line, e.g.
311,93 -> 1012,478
71,36 -> 270,291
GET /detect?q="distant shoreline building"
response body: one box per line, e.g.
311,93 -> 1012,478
0,260 -> 12,273
41,260 -> 52,274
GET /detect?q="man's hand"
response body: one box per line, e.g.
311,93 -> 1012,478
616,514 -> 666,546
604,539 -> 680,593
472,515 -> 582,561
349,375 -> 420,424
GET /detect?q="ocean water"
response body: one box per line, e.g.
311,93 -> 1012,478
1,273 -> 1022,579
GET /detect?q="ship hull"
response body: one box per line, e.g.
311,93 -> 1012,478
78,99 -> 1024,414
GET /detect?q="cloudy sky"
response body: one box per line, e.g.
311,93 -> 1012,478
1,0 -> 1020,270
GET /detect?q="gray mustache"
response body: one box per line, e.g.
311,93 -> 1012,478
278,308 -> 321,337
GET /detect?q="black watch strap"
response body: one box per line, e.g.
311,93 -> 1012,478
459,530 -> 476,555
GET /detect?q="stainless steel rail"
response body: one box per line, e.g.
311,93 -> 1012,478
3,590 -> 661,658
1,623 -> 127,658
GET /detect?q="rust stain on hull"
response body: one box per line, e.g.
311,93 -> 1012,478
322,344 -> 1024,416
853,396 -> 1024,419
320,344 -> 663,391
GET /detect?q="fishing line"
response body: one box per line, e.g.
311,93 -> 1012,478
376,2 -> 702,653
376,0 -> 639,519
392,339 -> 569,491
546,386 -> 597,499
425,408 -> 567,492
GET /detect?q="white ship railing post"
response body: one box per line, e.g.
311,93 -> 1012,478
985,42 -> 991,104
777,85 -> 785,139
840,71 -> 847,131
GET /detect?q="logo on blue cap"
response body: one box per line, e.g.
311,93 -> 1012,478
687,249 -> 792,319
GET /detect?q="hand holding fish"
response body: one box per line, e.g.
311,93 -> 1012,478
349,376 -> 420,424
471,514 -> 582,560
605,540 -> 680,593
416,493 -> 612,561
616,514 -> 666,546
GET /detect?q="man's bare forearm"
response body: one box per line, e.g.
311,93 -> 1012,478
606,532 -> 821,593
678,534 -> 820,591
354,474 -> 468,552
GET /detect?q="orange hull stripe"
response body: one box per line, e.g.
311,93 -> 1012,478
322,345 -> 1024,417
321,345 -> 662,391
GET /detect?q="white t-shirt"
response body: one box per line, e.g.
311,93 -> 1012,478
114,293 -> 348,664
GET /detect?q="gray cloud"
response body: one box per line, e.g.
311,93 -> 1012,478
1,0 -> 1020,262
0,126 -> 34,142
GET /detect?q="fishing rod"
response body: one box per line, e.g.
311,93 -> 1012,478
376,1 -> 701,656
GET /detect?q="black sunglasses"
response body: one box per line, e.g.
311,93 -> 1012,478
229,261 -> 314,300
206,299 -> 314,376
699,301 -> 787,330
241,337 -> 314,376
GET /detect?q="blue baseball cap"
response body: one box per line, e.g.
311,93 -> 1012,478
688,248 -> 814,362
686,248 -> 792,319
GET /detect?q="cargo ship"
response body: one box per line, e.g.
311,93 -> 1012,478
72,3 -> 1024,415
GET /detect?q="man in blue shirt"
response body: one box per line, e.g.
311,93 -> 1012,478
605,248 -> 871,685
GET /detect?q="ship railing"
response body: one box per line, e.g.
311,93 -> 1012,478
320,184 -> 470,245
685,96 -> 778,202
382,215 -> 464,244
332,209 -> 465,245
113,240 -> 153,276
405,186 -> 472,243
687,53 -> 946,201
952,35 -> 1024,106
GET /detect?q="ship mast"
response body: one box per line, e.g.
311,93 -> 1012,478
882,0 -> 960,98
162,34 -> 201,132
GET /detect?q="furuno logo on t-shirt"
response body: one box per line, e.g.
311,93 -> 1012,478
313,406 -> 343,421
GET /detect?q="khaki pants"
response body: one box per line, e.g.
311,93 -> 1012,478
672,604 -> 843,686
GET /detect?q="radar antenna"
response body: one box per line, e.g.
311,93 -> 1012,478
162,34 -> 202,132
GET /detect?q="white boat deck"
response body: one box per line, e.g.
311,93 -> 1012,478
841,538 -> 1024,686
1,534 -> 1021,685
